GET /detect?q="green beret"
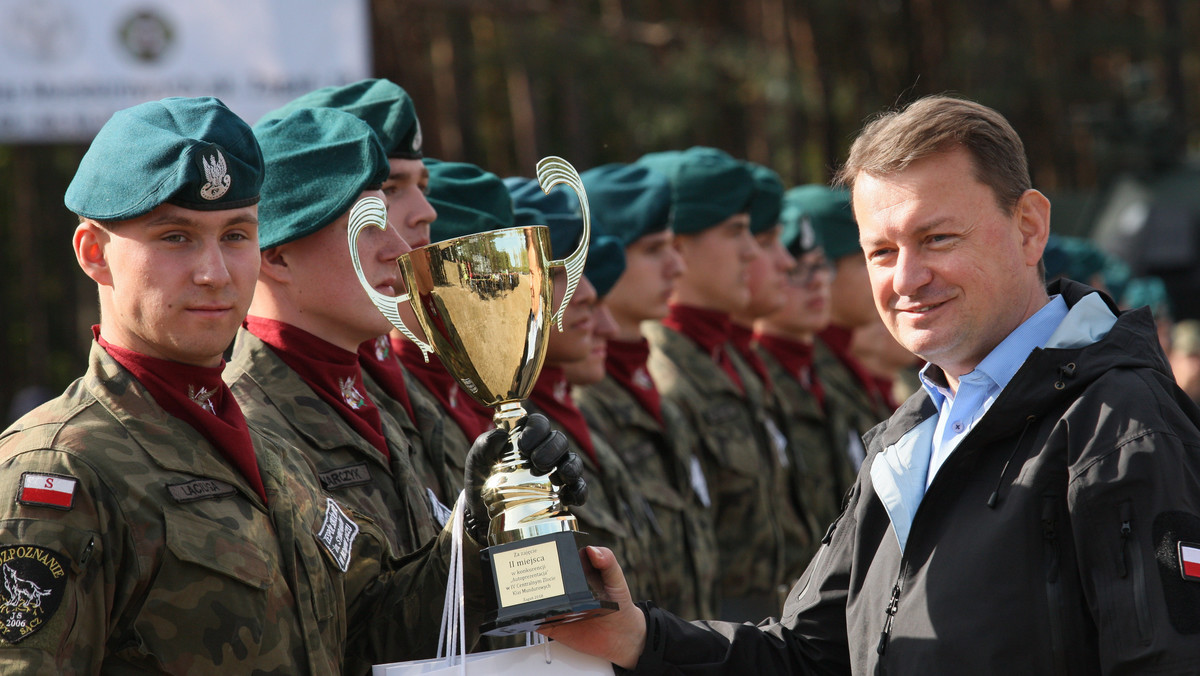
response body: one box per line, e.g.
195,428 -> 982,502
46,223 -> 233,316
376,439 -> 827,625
256,78 -> 423,159
254,107 -> 389,249
1121,275 -> 1172,316
505,176 -> 584,260
514,206 -> 545,228
65,97 -> 262,220
636,146 -> 754,235
580,163 -> 672,247
783,184 -> 858,260
779,199 -> 824,258
425,158 -> 513,243
745,162 -> 784,235
1042,235 -> 1108,283
586,235 -> 626,298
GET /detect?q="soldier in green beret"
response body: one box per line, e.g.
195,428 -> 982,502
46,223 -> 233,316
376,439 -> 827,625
728,162 -> 823,578
254,79 -> 456,538
505,176 -> 663,608
0,96 -> 572,674
394,158 -> 512,499
787,185 -> 893,473
752,206 -> 857,537
571,162 -> 721,620
634,147 -> 791,622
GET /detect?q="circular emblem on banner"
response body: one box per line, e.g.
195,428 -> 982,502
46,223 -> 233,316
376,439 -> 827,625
0,545 -> 69,644
119,9 -> 175,63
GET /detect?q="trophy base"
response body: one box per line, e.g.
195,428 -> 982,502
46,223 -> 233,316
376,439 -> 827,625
479,530 -> 619,636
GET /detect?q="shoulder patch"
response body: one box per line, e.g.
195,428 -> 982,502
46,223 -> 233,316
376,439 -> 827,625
1179,541 -> 1200,582
0,545 -> 68,644
17,473 -> 76,510
317,498 -> 359,573
317,462 -> 372,491
166,478 -> 237,503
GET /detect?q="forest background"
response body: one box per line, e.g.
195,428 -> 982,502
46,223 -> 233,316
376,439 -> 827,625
1,0 -> 1197,420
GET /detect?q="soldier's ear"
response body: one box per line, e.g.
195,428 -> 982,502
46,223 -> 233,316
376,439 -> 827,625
258,244 -> 292,284
74,220 -> 113,287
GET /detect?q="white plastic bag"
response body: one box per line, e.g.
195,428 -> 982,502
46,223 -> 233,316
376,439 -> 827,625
372,491 -> 614,676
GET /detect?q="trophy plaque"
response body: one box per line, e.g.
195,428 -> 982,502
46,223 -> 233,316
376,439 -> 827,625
348,156 -> 617,635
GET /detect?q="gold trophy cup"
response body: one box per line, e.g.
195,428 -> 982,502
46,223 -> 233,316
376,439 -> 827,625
348,156 -> 617,635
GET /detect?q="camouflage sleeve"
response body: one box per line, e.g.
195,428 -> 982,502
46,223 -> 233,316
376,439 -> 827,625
0,448 -> 119,675
341,514 -> 485,673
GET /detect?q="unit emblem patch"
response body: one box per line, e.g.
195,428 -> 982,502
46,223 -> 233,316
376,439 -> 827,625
0,546 -> 68,644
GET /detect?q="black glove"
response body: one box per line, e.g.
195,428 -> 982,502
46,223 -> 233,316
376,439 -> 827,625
463,413 -> 586,543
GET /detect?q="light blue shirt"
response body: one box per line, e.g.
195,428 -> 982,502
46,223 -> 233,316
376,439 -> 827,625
920,295 -> 1069,488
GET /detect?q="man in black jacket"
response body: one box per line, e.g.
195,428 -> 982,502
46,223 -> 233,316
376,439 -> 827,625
543,95 -> 1200,674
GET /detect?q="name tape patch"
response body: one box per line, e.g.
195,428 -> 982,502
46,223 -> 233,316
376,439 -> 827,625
166,479 -> 237,503
317,498 -> 359,573
318,463 -> 372,491
0,545 -> 68,644
1179,541 -> 1200,582
17,473 -> 76,511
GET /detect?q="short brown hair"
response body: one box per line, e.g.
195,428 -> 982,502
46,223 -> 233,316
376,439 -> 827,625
834,95 -> 1030,216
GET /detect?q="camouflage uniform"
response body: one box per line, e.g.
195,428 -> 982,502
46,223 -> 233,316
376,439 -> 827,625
755,342 -> 856,538
643,322 -> 787,619
727,349 -> 819,584
226,329 -> 445,558
573,376 -> 720,620
398,370 -> 476,500
814,336 -> 889,477
0,343 -> 464,674
523,401 -> 660,605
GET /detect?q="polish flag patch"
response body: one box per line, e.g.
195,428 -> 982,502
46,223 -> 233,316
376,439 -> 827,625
1179,542 -> 1200,582
17,473 -> 77,510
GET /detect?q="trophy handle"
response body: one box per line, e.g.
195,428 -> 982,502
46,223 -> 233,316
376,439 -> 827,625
347,196 -> 435,361
536,156 -> 590,332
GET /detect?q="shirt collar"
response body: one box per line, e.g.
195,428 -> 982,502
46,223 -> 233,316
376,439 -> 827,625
919,294 -> 1069,403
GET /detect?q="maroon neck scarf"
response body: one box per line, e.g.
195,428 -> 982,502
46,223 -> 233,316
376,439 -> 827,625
661,304 -> 743,392
396,336 -> 494,440
95,328 -> 267,504
731,323 -> 772,392
530,366 -> 597,466
754,332 -> 826,409
819,324 -> 888,412
604,338 -> 663,425
244,316 -> 389,460
357,335 -> 418,425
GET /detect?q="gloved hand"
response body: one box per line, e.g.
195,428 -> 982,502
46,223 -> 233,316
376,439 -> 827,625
463,413 -> 586,544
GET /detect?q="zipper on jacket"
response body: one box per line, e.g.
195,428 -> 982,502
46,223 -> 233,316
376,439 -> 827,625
1042,496 -> 1069,675
795,513 -> 842,603
1118,500 -> 1152,645
875,563 -> 907,674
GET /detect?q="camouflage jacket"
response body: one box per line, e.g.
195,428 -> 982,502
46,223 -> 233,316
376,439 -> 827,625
0,343 -> 469,675
523,400 -> 660,605
398,371 -> 475,500
727,349 -> 819,583
814,335 -> 888,475
756,343 -> 856,538
573,376 -> 720,620
226,329 -> 446,559
642,322 -> 787,603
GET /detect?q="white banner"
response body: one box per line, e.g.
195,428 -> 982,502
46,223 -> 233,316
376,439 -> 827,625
0,0 -> 371,142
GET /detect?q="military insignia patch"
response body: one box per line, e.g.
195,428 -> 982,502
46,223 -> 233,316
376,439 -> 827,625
199,146 -> 231,201
17,473 -> 76,510
188,384 -> 217,414
339,377 -> 366,410
1179,541 -> 1200,582
411,119 -> 423,154
0,545 -> 68,643
317,498 -> 359,573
